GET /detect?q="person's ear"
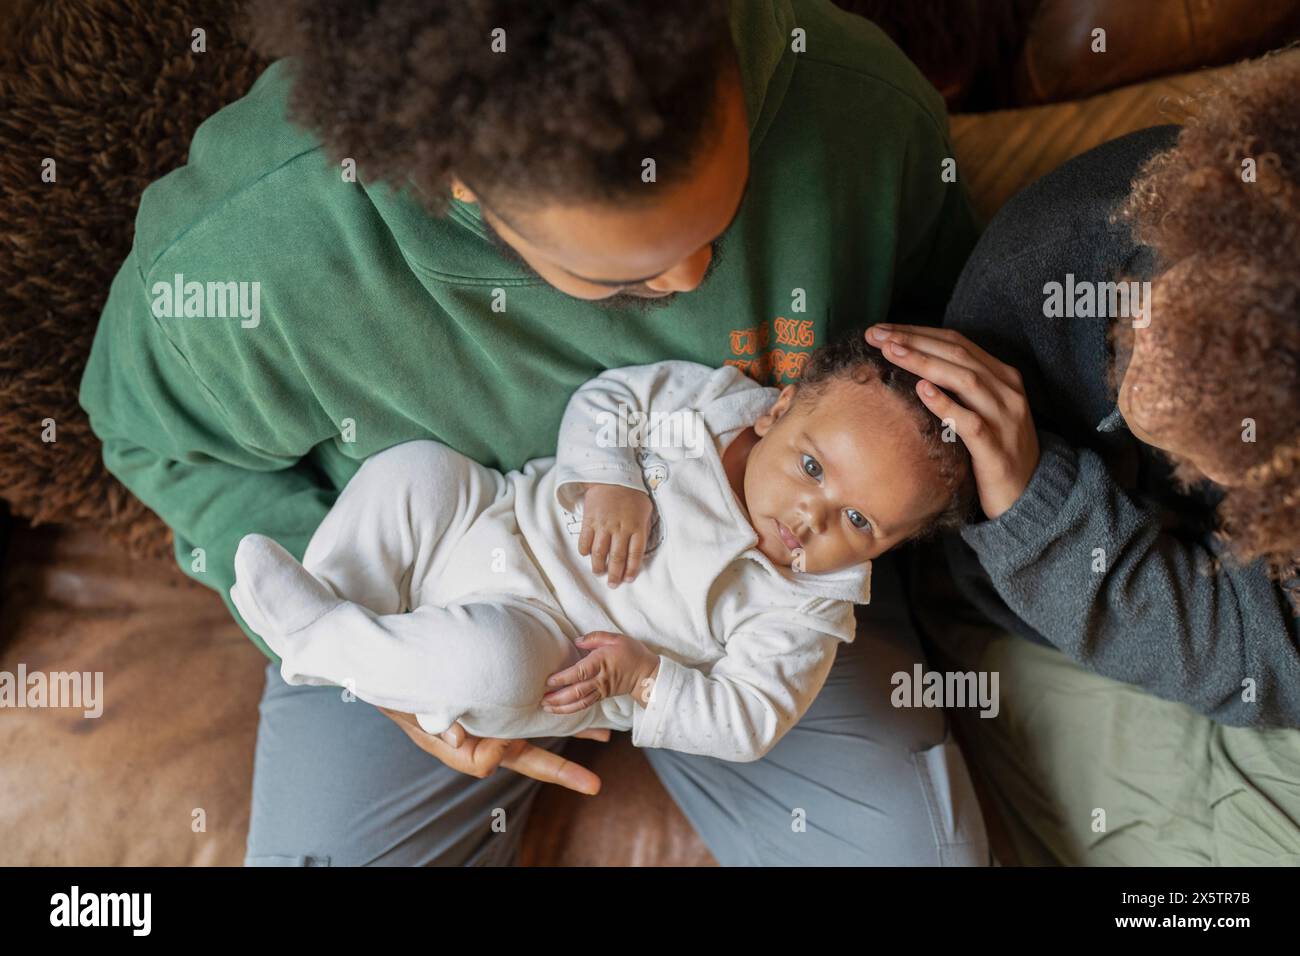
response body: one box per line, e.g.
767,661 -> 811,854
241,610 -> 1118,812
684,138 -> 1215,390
450,176 -> 477,204
754,385 -> 799,437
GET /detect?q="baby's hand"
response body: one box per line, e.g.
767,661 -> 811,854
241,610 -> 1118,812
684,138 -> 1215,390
541,632 -> 661,714
578,483 -> 652,587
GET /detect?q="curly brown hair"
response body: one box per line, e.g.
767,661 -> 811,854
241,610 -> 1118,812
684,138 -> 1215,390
1113,49 -> 1300,585
797,333 -> 976,539
245,0 -> 735,217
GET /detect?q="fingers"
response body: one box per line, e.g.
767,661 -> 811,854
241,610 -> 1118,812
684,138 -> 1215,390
439,721 -> 466,748
379,707 -> 509,776
624,534 -> 644,582
576,631 -> 621,648
589,529 -> 610,575
867,325 -> 991,380
543,678 -> 599,705
380,692 -> 605,795
572,727 -> 612,742
545,635 -> 620,707
432,731 -> 512,779
603,533 -> 645,587
469,736 -> 513,771
501,743 -> 602,796
913,380 -> 994,454
378,707 -> 598,796
605,532 -> 628,586
542,682 -> 602,714
867,331 -> 1006,422
546,653 -> 593,690
867,324 -> 1020,391
577,486 -> 651,583
590,534 -> 639,585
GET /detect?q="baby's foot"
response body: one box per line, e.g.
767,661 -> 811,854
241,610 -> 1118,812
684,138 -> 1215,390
232,534 -> 344,637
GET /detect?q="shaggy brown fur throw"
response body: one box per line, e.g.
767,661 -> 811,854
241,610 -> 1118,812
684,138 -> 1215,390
0,0 -> 267,559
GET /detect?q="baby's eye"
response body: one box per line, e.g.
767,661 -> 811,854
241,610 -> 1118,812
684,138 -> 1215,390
846,509 -> 871,531
801,454 -> 823,479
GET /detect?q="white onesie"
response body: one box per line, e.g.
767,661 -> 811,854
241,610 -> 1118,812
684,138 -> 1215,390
230,361 -> 872,762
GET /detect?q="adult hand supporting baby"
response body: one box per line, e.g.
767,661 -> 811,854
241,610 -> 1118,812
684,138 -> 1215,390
866,324 -> 1040,520
376,707 -> 610,795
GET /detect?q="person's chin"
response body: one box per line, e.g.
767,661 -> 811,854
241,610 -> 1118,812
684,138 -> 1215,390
594,290 -> 679,312
755,535 -> 789,568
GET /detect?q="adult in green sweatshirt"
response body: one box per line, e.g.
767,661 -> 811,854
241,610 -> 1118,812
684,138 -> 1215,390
80,0 -> 988,865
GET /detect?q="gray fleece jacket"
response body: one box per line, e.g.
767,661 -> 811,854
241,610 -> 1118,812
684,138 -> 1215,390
941,125 -> 1300,729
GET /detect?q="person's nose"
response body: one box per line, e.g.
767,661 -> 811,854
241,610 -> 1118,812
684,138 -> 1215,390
644,243 -> 712,294
797,496 -> 828,536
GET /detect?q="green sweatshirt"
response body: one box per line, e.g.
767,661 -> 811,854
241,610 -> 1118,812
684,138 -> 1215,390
79,0 -> 978,660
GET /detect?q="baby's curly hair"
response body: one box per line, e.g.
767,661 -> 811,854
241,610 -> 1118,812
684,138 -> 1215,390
797,333 -> 976,539
1112,49 -> 1300,587
245,0 -> 736,217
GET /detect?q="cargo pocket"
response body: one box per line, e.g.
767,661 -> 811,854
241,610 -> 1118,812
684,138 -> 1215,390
244,853 -> 332,867
911,724 -> 990,866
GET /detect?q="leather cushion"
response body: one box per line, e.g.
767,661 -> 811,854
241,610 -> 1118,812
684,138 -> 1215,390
1015,0 -> 1300,104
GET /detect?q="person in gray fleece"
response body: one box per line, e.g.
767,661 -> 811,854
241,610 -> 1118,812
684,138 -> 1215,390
865,51 -> 1300,728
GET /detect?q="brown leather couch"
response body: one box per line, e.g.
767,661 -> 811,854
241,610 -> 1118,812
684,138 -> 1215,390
2,0 -> 1296,866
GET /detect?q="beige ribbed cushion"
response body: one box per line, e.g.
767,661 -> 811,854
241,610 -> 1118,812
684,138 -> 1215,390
952,61 -> 1242,222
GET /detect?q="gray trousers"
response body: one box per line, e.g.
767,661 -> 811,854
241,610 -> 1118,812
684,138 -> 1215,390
243,555 -> 990,866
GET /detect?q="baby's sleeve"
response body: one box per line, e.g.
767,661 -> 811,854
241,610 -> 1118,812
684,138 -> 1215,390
552,360 -> 762,511
630,598 -> 857,762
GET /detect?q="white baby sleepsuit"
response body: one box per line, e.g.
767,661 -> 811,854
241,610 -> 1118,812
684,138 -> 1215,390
231,361 -> 871,762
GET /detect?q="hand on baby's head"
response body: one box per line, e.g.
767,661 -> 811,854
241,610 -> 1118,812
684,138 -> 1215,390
740,334 -> 973,575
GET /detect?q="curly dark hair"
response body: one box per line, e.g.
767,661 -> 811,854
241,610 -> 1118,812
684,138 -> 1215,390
1112,48 -> 1300,588
245,0 -> 736,217
796,332 -> 976,539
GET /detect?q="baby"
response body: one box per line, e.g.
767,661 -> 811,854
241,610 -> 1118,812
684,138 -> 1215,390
230,333 -> 972,762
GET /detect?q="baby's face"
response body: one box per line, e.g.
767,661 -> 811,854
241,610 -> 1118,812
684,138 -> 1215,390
742,377 -> 947,573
